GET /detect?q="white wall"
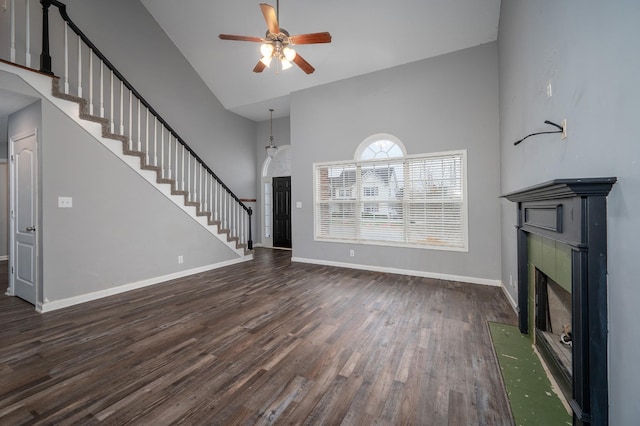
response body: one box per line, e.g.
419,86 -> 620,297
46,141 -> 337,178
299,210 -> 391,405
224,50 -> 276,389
498,1 -> 640,423
290,43 -> 501,282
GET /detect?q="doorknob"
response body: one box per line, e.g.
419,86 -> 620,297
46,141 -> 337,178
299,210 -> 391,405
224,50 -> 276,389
25,226 -> 36,232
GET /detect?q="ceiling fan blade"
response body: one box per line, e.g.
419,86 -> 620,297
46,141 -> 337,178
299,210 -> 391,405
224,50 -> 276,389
253,61 -> 267,73
289,32 -> 332,45
292,53 -> 315,74
219,34 -> 264,43
260,3 -> 279,35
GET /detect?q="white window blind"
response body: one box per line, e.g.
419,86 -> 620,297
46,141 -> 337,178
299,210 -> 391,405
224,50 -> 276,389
314,150 -> 467,251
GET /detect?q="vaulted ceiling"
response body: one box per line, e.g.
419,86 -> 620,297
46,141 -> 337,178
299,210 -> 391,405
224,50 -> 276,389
140,0 -> 501,122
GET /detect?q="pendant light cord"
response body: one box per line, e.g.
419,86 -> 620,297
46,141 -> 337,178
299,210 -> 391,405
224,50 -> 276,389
269,108 -> 274,142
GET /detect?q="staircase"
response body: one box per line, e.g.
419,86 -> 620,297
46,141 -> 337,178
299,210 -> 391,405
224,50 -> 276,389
2,0 -> 253,257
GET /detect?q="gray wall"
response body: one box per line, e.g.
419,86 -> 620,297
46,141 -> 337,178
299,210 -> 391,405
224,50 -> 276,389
58,0 -> 256,201
290,43 -> 501,281
498,1 -> 640,423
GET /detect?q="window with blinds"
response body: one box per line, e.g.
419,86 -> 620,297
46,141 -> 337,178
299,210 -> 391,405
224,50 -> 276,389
314,150 -> 467,251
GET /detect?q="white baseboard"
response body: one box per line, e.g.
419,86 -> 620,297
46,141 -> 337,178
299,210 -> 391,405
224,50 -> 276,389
37,256 -> 251,313
500,281 -> 519,313
0,255 -> 8,261
291,257 -> 501,287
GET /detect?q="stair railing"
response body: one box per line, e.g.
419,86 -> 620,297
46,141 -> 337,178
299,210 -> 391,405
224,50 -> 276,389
3,0 -> 253,251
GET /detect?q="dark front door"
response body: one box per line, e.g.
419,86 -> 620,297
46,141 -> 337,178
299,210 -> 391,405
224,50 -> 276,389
272,176 -> 292,248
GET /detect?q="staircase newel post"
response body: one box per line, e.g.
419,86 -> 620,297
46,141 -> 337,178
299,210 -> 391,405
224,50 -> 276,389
39,0 -> 53,75
247,207 -> 253,250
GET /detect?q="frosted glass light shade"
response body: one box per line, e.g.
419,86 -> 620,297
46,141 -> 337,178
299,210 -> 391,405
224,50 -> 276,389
283,46 -> 296,61
260,43 -> 274,57
266,145 -> 278,158
260,55 -> 272,67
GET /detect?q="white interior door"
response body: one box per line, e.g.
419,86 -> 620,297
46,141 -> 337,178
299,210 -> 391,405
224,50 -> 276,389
10,130 -> 38,305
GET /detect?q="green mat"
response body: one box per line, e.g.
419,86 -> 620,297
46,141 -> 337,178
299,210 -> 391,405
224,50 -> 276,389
488,322 -> 572,426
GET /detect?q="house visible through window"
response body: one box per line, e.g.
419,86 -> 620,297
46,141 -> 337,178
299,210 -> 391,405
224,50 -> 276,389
314,135 -> 468,251
363,186 -> 378,197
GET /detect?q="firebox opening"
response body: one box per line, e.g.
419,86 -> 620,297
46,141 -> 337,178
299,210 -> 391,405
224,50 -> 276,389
534,268 -> 572,402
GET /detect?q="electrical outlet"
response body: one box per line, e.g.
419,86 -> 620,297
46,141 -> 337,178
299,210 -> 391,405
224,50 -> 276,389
546,81 -> 553,99
58,196 -> 73,208
349,249 -> 355,257
178,255 -> 184,264
561,118 -> 567,139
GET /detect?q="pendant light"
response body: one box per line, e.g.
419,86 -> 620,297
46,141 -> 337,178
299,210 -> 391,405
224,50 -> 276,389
265,108 -> 278,158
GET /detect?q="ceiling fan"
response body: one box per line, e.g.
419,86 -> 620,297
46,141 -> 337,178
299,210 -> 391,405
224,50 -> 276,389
218,1 -> 332,74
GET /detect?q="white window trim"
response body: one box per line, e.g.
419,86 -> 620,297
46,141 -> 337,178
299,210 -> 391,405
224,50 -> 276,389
313,149 -> 468,252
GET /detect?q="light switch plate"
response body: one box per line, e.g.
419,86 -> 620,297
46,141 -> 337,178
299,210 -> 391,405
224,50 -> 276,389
58,196 -> 73,208
296,201 -> 302,208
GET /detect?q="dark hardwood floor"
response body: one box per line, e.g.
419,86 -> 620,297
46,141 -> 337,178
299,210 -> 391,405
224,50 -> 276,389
0,249 -> 517,425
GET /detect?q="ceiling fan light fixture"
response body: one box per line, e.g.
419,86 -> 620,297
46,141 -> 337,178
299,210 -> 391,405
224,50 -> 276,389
283,46 -> 296,61
260,55 -> 273,67
218,1 -> 331,75
260,43 -> 274,57
280,58 -> 293,70
266,145 -> 278,158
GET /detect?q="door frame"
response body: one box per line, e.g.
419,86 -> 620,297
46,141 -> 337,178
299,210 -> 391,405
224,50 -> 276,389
7,128 -> 39,306
261,145 -> 291,249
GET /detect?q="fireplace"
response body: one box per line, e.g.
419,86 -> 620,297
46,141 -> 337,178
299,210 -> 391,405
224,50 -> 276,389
504,178 -> 616,426
535,267 -> 572,401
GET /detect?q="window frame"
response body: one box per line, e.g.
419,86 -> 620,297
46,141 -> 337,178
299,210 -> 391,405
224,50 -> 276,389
313,148 -> 468,252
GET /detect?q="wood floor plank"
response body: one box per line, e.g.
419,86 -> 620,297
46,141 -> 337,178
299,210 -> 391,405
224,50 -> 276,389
0,251 -> 516,424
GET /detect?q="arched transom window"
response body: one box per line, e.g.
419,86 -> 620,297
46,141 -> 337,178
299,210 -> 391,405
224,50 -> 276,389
355,134 -> 406,161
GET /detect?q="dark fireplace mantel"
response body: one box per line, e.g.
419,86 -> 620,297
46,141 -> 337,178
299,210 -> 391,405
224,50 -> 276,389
504,177 -> 616,426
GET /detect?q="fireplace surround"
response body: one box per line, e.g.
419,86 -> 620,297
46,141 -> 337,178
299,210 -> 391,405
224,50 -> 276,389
504,178 -> 616,426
